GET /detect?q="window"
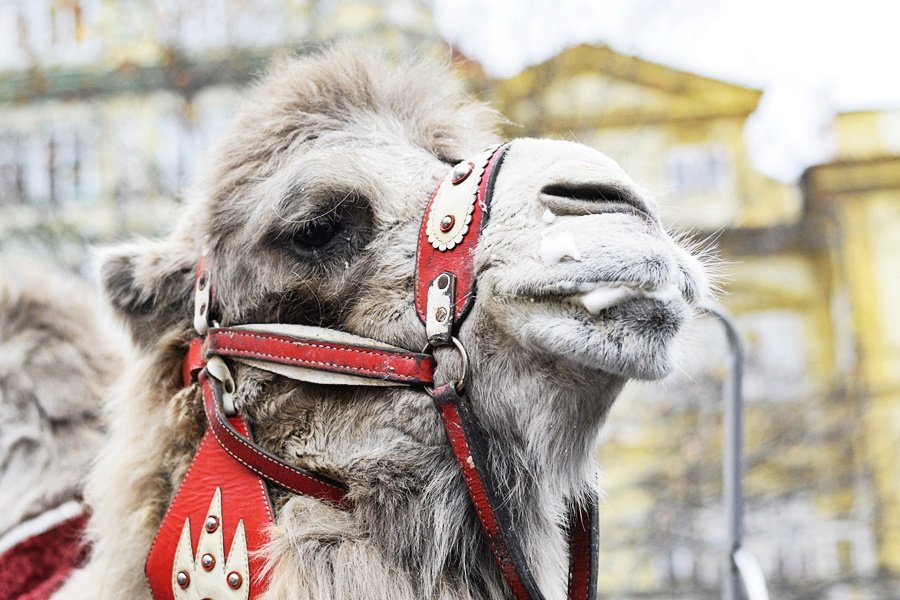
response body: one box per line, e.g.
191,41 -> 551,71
48,129 -> 85,204
156,110 -> 203,197
739,310 -> 810,402
18,1 -> 100,66
667,145 -> 733,195
159,0 -> 229,54
20,127 -> 98,206
228,0 -> 285,48
0,133 -> 26,206
0,6 -> 26,69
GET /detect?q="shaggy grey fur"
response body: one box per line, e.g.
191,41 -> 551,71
0,261 -> 118,540
57,44 -> 710,599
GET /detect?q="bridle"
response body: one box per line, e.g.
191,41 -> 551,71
145,143 -> 599,600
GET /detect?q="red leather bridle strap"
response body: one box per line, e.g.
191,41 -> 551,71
432,384 -> 544,598
432,384 -> 598,600
200,369 -> 353,509
206,327 -> 435,386
567,498 -> 599,600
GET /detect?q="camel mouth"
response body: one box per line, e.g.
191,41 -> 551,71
518,280 -> 685,315
565,282 -> 682,315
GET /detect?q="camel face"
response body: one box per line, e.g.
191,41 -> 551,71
158,59 -> 705,386
474,139 -> 709,380
101,48 -> 708,398
200,134 -> 704,392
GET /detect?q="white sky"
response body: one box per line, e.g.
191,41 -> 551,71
433,0 -> 900,110
433,0 -> 900,181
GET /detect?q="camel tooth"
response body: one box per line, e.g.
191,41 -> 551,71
572,286 -> 641,314
539,233 -> 582,265
542,208 -> 557,224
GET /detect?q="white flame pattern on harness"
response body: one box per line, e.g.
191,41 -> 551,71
172,488 -> 250,600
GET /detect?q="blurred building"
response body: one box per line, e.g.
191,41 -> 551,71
0,0 -> 435,268
2,3 -> 899,600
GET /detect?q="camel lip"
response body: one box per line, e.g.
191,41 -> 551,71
513,280 -> 685,314
524,279 -> 660,298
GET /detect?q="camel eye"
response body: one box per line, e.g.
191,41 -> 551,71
292,217 -> 339,248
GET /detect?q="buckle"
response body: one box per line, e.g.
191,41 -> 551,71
422,336 -> 469,397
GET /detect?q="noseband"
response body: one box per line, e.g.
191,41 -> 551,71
146,144 -> 598,600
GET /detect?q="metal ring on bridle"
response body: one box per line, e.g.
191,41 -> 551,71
422,336 -> 469,397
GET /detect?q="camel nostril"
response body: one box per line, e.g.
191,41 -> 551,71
539,182 -> 653,220
541,183 -> 629,205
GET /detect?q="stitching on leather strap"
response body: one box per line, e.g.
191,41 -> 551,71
209,330 -> 434,383
566,496 -> 598,600
201,374 -> 350,508
433,385 -> 543,600
215,330 -> 425,362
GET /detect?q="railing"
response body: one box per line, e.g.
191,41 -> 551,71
701,304 -> 771,600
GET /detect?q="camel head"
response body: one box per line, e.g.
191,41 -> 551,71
101,45 -> 708,401
86,44 -> 712,598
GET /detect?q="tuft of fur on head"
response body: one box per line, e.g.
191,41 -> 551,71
0,260 -> 121,539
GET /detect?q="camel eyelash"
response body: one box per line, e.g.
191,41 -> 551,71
291,216 -> 342,249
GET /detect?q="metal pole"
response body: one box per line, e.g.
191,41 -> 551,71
700,303 -> 744,600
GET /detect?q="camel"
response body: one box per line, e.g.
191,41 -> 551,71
41,44 -> 710,600
0,261 -> 119,596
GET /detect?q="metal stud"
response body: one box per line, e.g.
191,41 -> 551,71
201,553 -> 215,570
439,214 -> 455,232
176,571 -> 190,589
204,515 -> 219,533
435,307 -> 448,323
451,161 -> 473,184
227,571 -> 243,589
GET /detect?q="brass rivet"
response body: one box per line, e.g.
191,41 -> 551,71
201,553 -> 215,571
439,214 -> 455,232
204,516 -> 219,533
435,307 -> 448,322
176,571 -> 190,588
227,571 -> 243,589
451,161 -> 473,184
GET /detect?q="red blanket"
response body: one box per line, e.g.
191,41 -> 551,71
0,511 -> 88,600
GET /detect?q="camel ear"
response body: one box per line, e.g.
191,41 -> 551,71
99,239 -> 196,348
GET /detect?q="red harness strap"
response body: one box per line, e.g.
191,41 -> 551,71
433,384 -> 599,600
145,408 -> 275,600
414,144 -> 600,599
567,497 -> 599,600
415,144 -> 510,328
432,384 -> 543,598
206,327 -> 435,385
201,371 -> 353,509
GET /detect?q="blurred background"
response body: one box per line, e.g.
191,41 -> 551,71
0,1 -> 897,598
